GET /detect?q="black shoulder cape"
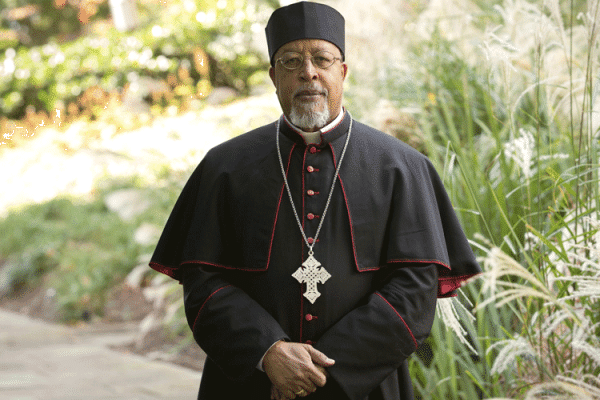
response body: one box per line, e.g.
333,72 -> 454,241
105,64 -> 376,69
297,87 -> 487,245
150,113 -> 481,298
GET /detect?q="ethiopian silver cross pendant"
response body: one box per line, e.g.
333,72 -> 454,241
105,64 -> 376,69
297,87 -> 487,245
276,114 -> 353,305
292,251 -> 331,304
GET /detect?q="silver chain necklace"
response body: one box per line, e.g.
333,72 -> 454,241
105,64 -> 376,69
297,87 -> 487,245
275,114 -> 353,303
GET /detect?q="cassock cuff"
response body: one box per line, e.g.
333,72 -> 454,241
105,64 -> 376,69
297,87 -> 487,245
257,339 -> 283,371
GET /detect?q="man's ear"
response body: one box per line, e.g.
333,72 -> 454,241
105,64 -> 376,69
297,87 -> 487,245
341,63 -> 348,80
269,66 -> 276,86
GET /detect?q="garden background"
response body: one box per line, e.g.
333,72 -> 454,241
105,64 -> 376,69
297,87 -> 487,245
0,0 -> 599,399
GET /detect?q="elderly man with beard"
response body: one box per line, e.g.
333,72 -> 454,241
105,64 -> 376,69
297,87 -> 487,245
149,2 -> 481,400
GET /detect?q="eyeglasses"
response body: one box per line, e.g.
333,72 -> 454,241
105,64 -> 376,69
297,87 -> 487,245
276,51 -> 342,70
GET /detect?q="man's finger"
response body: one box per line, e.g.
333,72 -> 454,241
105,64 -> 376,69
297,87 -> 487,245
264,341 -> 330,392
316,364 -> 329,378
272,385 -> 294,400
271,385 -> 283,400
302,380 -> 318,394
306,345 -> 335,367
295,385 -> 313,397
303,362 -> 328,388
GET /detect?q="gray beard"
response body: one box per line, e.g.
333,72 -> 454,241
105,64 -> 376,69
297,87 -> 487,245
289,104 -> 330,131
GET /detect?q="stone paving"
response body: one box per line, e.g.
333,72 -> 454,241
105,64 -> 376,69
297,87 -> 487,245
0,309 -> 201,400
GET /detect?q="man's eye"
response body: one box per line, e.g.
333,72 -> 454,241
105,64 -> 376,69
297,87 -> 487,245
314,56 -> 329,65
283,57 -> 302,66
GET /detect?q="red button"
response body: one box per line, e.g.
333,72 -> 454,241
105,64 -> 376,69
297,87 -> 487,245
309,146 -> 317,154
307,166 -> 315,173
307,237 -> 314,244
307,213 -> 315,220
305,314 -> 314,321
307,190 -> 315,196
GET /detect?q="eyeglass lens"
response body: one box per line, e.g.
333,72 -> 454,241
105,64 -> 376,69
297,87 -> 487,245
279,51 -> 337,70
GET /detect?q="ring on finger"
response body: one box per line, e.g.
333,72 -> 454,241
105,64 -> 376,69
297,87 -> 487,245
295,388 -> 307,396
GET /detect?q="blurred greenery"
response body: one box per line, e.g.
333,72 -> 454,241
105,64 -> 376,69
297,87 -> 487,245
0,0 -> 110,48
0,172 -> 184,322
0,0 -> 272,121
0,195 -> 135,321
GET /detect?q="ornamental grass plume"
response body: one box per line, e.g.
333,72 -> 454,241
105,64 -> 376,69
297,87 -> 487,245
475,224 -> 600,398
435,294 -> 477,354
384,0 -> 600,398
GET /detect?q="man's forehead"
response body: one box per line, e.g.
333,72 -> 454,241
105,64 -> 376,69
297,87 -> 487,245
278,39 -> 341,55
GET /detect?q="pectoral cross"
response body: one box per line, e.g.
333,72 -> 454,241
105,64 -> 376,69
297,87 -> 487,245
292,254 -> 331,304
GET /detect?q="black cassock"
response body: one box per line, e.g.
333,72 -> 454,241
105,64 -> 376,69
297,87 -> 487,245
150,112 -> 481,400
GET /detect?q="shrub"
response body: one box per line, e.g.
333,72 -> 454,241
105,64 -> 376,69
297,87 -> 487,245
0,193 -> 140,322
0,0 -> 272,121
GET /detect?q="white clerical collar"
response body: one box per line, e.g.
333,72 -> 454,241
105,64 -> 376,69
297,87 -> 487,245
283,110 -> 345,145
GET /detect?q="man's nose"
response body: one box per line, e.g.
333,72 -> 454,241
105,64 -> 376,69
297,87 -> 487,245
298,57 -> 318,80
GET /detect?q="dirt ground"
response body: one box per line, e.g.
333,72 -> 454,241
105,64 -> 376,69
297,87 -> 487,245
0,281 -> 206,372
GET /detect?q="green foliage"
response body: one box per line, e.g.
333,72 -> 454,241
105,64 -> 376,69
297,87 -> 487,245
371,0 -> 600,398
0,0 -> 272,119
0,191 -> 140,322
0,0 -> 110,48
0,162 -> 190,322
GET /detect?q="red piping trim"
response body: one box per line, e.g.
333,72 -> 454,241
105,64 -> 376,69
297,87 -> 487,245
438,273 -> 478,282
440,293 -> 458,298
329,142 -> 370,272
302,148 -> 307,235
319,111 -> 346,138
436,272 -> 481,297
385,261 -> 479,296
283,115 -> 295,130
192,285 -> 232,332
375,292 -> 418,350
299,282 -> 304,342
387,258 -> 452,270
159,145 -> 300,274
339,177 -> 369,272
299,147 -> 307,342
267,142 -> 297,270
282,116 -> 311,146
180,260 -> 262,271
149,261 -> 177,278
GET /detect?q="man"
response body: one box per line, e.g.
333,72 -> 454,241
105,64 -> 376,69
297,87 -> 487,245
149,2 -> 481,399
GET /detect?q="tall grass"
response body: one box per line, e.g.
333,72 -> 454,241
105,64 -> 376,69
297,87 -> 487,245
371,0 -> 600,398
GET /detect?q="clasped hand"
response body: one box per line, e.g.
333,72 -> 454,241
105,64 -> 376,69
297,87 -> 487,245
263,341 -> 335,400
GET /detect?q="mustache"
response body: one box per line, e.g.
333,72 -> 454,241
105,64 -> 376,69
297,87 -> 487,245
293,86 -> 328,97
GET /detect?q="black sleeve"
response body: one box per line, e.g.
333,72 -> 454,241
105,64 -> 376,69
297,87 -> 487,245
181,267 -> 290,381
314,263 -> 438,400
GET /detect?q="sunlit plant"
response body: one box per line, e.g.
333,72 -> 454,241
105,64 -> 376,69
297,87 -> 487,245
364,0 -> 600,398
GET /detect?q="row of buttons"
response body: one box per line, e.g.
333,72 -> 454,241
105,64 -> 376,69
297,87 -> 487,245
305,313 -> 316,321
304,313 -> 317,345
304,146 -> 320,347
306,153 -> 319,230
306,147 -> 319,224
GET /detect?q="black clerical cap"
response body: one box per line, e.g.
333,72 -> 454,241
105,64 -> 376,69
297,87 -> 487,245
265,1 -> 345,66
